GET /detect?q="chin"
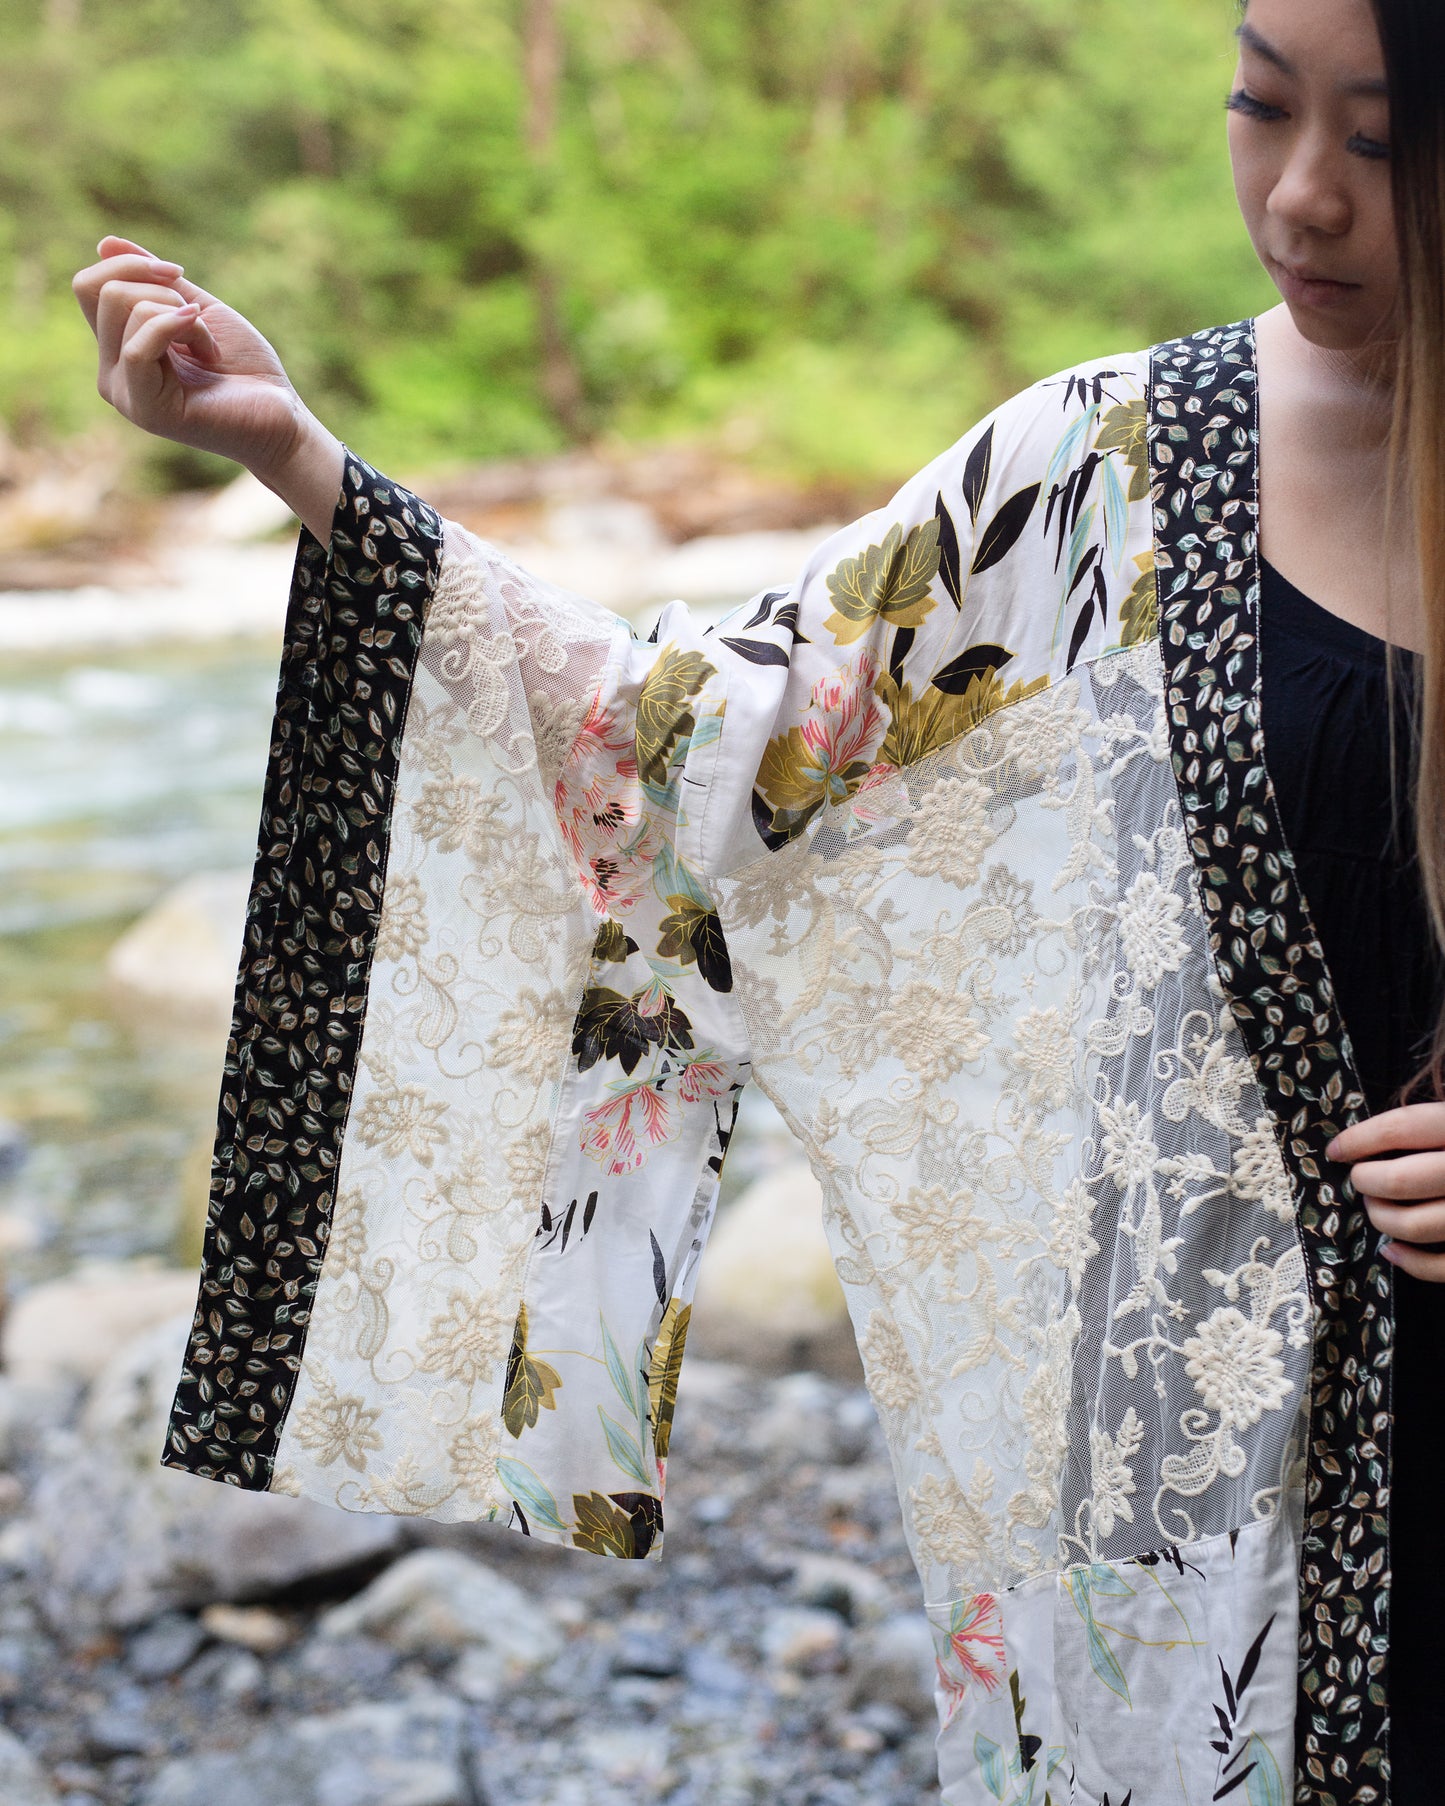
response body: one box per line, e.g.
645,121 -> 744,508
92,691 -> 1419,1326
1280,296 -> 1396,354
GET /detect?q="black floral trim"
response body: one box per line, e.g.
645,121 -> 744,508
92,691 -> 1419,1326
1149,321 -> 1390,1805
160,450 -> 443,1490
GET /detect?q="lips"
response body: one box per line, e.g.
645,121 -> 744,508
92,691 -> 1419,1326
1276,261 -> 1358,287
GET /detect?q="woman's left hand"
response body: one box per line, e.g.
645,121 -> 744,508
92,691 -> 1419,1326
1328,1103 -> 1445,1282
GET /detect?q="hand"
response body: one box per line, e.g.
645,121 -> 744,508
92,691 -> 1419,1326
1327,1103 -> 1445,1282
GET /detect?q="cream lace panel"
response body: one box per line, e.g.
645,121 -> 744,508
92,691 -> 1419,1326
714,640 -> 1311,1606
272,525 -> 618,1520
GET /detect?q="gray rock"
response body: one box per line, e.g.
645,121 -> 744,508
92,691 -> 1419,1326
28,1313 -> 402,1636
127,1612 -> 207,1681
312,1547 -> 561,1669
0,1724 -> 59,1806
610,1618 -> 683,1678
757,1606 -> 848,1674
843,1611 -> 938,1718
138,1690 -> 467,1806
786,1552 -> 894,1625
745,1370 -> 845,1466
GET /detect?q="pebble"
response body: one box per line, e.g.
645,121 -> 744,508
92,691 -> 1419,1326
787,1552 -> 894,1626
199,1602 -> 292,1654
127,1612 -> 207,1681
842,1612 -> 939,1718
758,1606 -> 849,1674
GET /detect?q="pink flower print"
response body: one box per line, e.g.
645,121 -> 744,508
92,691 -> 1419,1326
581,1080 -> 677,1176
934,1593 -> 1006,1725
756,650 -> 889,836
948,1593 -> 1005,1688
555,690 -> 650,916
677,1059 -> 733,1103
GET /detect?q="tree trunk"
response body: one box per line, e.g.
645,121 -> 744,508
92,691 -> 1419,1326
522,0 -> 587,438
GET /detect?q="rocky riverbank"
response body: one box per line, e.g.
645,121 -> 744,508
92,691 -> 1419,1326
0,1303 -> 942,1806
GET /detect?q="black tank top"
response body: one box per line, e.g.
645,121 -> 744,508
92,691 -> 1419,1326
1258,555 -> 1443,1802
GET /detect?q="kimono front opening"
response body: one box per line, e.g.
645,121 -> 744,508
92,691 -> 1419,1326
159,318 -> 1388,1806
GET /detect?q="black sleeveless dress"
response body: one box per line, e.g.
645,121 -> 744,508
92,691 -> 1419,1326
1259,556 -> 1445,1803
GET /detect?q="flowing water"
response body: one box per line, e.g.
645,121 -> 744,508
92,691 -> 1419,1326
0,637 -> 282,1281
0,621 -> 790,1289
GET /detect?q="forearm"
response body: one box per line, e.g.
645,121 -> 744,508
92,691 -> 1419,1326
252,406 -> 348,547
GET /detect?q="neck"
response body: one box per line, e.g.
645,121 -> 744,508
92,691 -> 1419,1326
1269,303 -> 1400,439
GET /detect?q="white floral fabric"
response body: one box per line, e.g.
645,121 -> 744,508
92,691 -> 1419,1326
170,327 -> 1344,1805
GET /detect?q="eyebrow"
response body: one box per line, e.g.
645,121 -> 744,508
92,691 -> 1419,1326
1235,21 -> 1389,97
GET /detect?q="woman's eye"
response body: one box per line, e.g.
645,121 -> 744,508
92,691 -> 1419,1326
1225,88 -> 1286,122
1347,133 -> 1392,162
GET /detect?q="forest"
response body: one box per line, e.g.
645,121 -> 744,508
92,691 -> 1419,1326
0,0 -> 1273,492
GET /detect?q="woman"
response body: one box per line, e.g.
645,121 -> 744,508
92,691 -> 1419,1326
68,0 -> 1444,1799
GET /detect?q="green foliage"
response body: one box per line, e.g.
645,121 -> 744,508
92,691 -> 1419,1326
0,0 -> 1274,487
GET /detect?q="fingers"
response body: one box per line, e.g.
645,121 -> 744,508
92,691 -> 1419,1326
1326,1101 -> 1445,1164
1347,1146 -> 1445,1203
1381,1239 -> 1445,1283
73,253 -> 184,335
97,279 -> 189,377
1364,1194 -> 1445,1241
110,300 -> 201,416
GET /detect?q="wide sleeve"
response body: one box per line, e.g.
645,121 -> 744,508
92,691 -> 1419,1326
160,350 -> 1151,1561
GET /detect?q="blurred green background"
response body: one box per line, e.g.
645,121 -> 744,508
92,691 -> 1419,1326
2,0 -> 1273,492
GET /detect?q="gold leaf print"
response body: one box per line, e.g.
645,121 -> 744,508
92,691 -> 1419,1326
875,668 -> 1048,771
501,1299 -> 563,1437
1119,549 -> 1157,647
570,1490 -> 637,1557
1095,398 -> 1150,502
635,645 -> 717,788
647,1298 -> 691,1460
823,518 -> 942,646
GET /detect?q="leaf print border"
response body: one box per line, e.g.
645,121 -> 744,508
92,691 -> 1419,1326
160,450 -> 444,1493
1148,318 -> 1389,1806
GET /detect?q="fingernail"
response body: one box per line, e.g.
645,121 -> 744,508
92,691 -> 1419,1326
1325,1136 -> 1341,1159
1381,1240 -> 1400,1264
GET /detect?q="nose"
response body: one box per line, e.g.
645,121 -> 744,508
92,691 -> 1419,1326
1266,128 -> 1353,239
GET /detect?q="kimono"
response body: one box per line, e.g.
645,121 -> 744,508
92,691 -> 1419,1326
162,318 -> 1390,1806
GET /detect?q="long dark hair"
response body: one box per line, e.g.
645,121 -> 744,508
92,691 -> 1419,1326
1368,0 -> 1445,1100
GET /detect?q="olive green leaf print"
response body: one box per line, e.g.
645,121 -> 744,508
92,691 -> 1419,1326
657,895 -> 734,993
592,917 -> 637,963
1118,549 -> 1157,648
1095,398 -> 1150,501
823,518 -> 942,645
502,1300 -> 563,1436
571,1490 -> 662,1558
647,1297 -> 690,1460
875,666 -> 1048,772
571,985 -> 695,1075
635,645 -> 716,788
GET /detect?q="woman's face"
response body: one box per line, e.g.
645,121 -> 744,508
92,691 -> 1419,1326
1228,0 -> 1399,353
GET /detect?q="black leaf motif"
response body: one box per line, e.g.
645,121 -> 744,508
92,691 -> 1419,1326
650,1230 -> 667,1308
773,599 -> 809,644
1212,1766 -> 1257,1801
582,1190 -> 598,1235
721,636 -> 791,668
1233,1613 -> 1274,1700
970,483 -> 1040,577
1066,594 -> 1095,673
890,627 -> 915,685
932,642 -> 1015,696
1218,1655 -> 1237,1719
1066,542 -> 1101,602
961,423 -> 993,524
934,494 -> 963,605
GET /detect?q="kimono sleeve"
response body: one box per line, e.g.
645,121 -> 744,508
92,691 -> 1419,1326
159,367 -> 1115,1560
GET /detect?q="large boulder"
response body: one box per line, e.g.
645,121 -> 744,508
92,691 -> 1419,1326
1,1257 -> 198,1389
25,1310 -> 402,1637
311,1547 -> 562,1672
105,870 -> 250,1037
689,1161 -> 860,1378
